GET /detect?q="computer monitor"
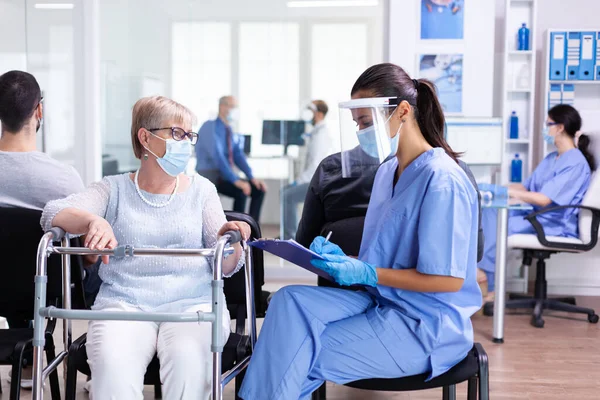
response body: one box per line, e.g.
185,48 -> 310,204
242,135 -> 252,155
262,120 -> 306,151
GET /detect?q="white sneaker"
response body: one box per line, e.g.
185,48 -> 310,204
7,369 -> 43,390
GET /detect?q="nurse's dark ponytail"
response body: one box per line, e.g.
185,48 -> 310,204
351,63 -> 460,163
548,104 -> 596,171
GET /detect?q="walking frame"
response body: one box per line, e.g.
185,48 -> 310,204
31,227 -> 257,400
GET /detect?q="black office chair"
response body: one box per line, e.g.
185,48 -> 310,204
312,217 -> 489,400
65,211 -> 262,400
483,170 -> 600,328
0,208 -> 87,400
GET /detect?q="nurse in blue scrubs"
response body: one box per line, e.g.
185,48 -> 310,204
239,63 -> 481,400
478,104 -> 595,297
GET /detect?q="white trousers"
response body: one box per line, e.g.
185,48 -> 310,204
86,302 -> 230,400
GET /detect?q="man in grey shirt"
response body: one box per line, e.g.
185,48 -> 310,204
0,70 -> 85,209
0,70 -> 96,388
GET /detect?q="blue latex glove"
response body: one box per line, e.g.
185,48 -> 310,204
310,236 -> 345,257
311,254 -> 378,287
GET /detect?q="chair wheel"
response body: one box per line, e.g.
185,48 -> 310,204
531,316 -> 545,328
588,314 -> 599,324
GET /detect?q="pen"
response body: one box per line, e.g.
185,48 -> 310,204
324,231 -> 333,244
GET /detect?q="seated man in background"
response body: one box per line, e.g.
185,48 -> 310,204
0,70 -> 85,209
282,100 -> 334,239
196,95 -> 267,222
0,71 -> 100,302
0,70 -> 99,388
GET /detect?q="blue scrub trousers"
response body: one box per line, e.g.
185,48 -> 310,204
238,285 -> 429,400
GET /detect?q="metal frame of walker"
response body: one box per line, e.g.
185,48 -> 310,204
31,227 -> 257,400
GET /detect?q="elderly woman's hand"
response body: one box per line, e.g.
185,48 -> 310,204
85,216 -> 118,264
218,221 -> 251,242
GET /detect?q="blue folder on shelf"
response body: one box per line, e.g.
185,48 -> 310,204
248,239 -> 334,282
579,32 -> 596,80
595,32 -> 600,80
566,31 -> 581,80
550,32 -> 567,80
548,84 -> 562,109
562,84 -> 575,105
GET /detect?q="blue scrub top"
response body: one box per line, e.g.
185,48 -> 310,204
359,148 -> 481,379
510,149 -> 591,237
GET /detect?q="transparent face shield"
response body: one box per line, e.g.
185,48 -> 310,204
338,97 -> 399,178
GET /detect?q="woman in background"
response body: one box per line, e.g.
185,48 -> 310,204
478,104 -> 594,298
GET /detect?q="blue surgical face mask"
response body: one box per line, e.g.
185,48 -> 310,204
356,120 -> 402,159
146,133 -> 192,177
356,125 -> 379,158
542,126 -> 555,145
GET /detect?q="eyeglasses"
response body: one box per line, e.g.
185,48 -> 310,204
545,121 -> 558,127
147,127 -> 198,145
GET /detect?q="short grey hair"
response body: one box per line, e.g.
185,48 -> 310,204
130,96 -> 197,159
219,95 -> 233,106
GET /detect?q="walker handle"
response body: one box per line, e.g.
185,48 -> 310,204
223,230 -> 242,244
48,227 -> 66,242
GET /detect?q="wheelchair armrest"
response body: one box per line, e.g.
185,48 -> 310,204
524,205 -> 600,251
235,306 -> 245,337
69,333 -> 87,353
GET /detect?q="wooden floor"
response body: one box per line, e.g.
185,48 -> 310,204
1,296 -> 599,400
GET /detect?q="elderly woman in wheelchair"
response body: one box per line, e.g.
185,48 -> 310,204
40,96 -> 250,399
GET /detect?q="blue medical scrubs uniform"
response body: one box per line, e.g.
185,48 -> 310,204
239,148 -> 481,400
478,149 -> 591,291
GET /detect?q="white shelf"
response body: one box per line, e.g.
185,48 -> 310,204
549,80 -> 600,85
506,138 -> 530,144
500,0 -> 537,185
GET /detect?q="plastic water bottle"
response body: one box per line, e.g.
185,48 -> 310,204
511,154 -> 523,183
518,23 -> 530,51
509,111 -> 519,139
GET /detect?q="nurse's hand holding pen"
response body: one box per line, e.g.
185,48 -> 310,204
309,235 -> 464,292
310,235 -> 378,287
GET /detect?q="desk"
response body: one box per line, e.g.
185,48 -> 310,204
481,195 -> 532,343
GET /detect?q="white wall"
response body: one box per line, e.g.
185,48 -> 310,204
0,0 -> 26,72
388,0 -> 496,117
0,0 -> 27,133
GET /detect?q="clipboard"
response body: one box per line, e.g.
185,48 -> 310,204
248,239 -> 335,282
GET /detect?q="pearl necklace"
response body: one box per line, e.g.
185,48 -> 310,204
134,169 -> 179,208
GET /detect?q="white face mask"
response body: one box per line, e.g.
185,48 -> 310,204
301,109 -> 314,123
227,108 -> 240,123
